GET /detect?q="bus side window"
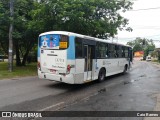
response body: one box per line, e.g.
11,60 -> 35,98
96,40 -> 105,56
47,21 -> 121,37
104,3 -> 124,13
122,46 -> 125,57
96,42 -> 100,58
115,45 -> 118,58
116,45 -> 122,58
75,37 -> 83,58
108,44 -> 112,58
108,44 -> 114,58
124,47 -> 129,58
96,42 -> 106,58
99,43 -> 106,58
112,45 -> 115,58
105,43 -> 108,58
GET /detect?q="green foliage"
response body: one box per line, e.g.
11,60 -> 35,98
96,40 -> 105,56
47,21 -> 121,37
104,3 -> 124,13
0,0 -> 39,66
31,0 -> 133,38
0,45 -> 5,55
143,41 -> 155,59
0,0 -> 133,66
0,0 -> 10,54
127,37 -> 155,59
158,53 -> 160,62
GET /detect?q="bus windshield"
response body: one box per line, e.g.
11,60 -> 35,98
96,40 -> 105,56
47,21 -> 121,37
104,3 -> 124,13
39,34 -> 69,49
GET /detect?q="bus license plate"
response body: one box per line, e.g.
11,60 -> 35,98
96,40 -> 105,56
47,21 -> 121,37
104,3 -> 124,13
50,69 -> 56,74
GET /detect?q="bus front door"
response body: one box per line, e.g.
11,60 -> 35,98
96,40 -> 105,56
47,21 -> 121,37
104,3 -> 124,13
84,45 -> 93,81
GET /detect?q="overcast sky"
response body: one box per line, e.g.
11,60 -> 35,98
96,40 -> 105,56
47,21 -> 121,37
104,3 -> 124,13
113,0 -> 160,48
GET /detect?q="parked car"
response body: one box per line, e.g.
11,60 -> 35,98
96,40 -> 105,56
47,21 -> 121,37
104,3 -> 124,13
146,56 -> 151,61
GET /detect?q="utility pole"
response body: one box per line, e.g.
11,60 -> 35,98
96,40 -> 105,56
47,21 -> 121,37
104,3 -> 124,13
8,0 -> 14,72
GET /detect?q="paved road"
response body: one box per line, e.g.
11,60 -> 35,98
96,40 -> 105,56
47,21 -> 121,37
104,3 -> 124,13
0,60 -> 160,120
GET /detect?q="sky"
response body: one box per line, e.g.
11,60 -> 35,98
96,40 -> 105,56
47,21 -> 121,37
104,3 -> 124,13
112,0 -> 160,48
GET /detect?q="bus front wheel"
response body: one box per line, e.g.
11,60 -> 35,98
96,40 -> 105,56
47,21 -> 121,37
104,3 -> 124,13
98,68 -> 106,82
123,65 -> 128,74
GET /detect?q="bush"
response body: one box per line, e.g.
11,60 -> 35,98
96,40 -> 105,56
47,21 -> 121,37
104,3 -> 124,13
158,55 -> 160,63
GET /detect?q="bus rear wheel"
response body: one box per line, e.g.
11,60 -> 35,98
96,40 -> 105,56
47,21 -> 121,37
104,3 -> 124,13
98,68 -> 106,82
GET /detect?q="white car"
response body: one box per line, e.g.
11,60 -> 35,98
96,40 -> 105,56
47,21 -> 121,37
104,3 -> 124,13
146,56 -> 151,61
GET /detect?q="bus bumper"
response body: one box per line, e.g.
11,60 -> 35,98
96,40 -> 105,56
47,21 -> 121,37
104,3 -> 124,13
38,70 -> 75,84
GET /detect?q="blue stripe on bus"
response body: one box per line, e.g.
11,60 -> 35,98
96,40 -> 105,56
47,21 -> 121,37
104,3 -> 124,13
38,46 -> 40,57
67,36 -> 75,60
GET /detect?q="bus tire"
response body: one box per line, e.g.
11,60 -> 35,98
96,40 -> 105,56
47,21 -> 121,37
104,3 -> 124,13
98,68 -> 106,82
123,65 -> 128,74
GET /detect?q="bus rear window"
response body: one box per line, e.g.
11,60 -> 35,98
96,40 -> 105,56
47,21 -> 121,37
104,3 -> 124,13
59,35 -> 69,49
39,34 -> 69,49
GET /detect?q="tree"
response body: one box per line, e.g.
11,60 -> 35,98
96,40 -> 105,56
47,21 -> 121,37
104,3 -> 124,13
0,0 -> 133,66
8,0 -> 14,72
0,0 -> 10,55
127,37 -> 144,53
143,40 -> 155,59
31,0 -> 133,38
127,37 -> 155,59
13,0 -> 38,66
0,0 -> 39,66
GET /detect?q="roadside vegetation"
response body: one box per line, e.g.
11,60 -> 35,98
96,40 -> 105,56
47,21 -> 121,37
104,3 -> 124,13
0,62 -> 37,80
127,37 -> 156,60
0,0 -> 133,67
152,60 -> 160,65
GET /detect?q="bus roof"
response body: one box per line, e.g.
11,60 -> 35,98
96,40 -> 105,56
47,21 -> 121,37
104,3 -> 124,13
39,31 -> 131,48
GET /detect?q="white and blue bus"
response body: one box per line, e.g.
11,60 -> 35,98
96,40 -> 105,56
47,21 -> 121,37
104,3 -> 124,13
38,31 -> 133,84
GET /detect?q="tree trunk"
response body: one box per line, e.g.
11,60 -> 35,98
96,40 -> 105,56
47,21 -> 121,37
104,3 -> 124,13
21,50 -> 29,66
15,41 -> 21,66
8,0 -> 14,72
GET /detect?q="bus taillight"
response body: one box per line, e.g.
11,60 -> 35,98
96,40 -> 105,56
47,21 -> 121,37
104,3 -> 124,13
67,65 -> 71,73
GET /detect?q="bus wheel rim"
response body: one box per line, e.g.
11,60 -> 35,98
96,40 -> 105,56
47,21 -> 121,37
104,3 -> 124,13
100,71 -> 104,80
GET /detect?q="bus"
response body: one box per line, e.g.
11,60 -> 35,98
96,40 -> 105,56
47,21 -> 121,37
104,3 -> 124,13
38,31 -> 133,84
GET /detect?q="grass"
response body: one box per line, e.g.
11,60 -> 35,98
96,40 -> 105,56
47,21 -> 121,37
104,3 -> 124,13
0,62 -> 37,80
151,60 -> 160,66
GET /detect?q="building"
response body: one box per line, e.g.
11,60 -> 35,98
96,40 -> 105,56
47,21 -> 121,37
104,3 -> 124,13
134,51 -> 144,57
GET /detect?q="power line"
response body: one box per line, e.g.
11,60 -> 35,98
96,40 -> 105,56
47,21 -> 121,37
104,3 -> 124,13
117,34 -> 160,40
132,27 -> 160,30
129,7 -> 160,11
